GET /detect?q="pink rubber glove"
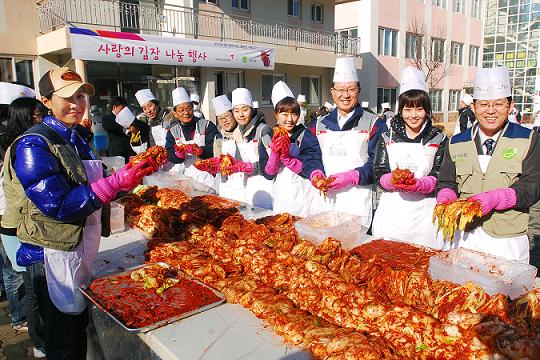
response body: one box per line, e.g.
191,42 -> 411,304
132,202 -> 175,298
264,150 -> 281,176
328,170 -> 359,190
437,188 -> 458,204
468,188 -> 517,216
397,176 -> 437,194
379,173 -> 396,191
281,156 -> 303,174
228,160 -> 254,175
91,158 -> 157,204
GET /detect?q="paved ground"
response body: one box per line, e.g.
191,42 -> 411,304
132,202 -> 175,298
0,202 -> 538,359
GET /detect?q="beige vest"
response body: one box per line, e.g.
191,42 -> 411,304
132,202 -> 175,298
2,129 -> 88,250
449,125 -> 533,238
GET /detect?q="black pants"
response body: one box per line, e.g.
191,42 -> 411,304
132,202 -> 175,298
22,270 -> 46,351
28,262 -> 88,360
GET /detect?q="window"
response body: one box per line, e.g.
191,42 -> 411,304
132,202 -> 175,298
378,27 -> 398,57
261,73 -> 285,105
288,0 -> 301,17
311,3 -> 323,22
451,42 -> 464,64
430,89 -> 443,112
301,76 -> 320,105
232,0 -> 249,10
339,28 -> 358,38
453,0 -> 464,13
472,0 -> 482,18
377,88 -> 397,113
0,57 -> 34,87
432,0 -> 447,8
449,90 -> 460,111
406,33 -> 422,59
469,45 -> 479,66
200,0 -> 217,3
431,38 -> 445,62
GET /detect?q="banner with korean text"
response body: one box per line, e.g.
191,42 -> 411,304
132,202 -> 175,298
70,27 -> 274,70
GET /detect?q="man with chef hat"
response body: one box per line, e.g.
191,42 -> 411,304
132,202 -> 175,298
453,92 -> 476,135
437,67 -> 540,263
134,88 -> 173,147
190,93 -> 205,119
309,57 -> 387,227
165,87 -> 218,188
297,94 -> 308,125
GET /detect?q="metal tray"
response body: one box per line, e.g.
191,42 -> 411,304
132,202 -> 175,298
80,263 -> 225,333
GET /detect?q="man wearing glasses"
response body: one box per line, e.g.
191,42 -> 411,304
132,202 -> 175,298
437,67 -> 540,263
309,57 -> 387,226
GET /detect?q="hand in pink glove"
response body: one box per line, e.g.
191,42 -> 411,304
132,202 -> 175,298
396,176 -> 437,194
91,158 -> 158,204
226,158 -> 254,174
281,156 -> 303,174
379,173 -> 397,191
468,188 -> 516,216
264,150 -> 281,176
174,144 -> 186,159
328,170 -> 359,190
437,188 -> 458,204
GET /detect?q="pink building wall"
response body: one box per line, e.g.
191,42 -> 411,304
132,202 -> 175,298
378,0 -> 400,30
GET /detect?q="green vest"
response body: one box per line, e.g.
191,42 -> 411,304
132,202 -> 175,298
449,123 -> 533,238
2,124 -> 88,250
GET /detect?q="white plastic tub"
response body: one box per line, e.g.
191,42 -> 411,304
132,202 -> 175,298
428,248 -> 537,299
294,211 -> 367,250
101,156 -> 125,173
109,202 -> 125,234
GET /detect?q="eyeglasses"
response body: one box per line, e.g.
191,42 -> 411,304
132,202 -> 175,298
175,106 -> 193,113
475,101 -> 510,112
331,87 -> 359,96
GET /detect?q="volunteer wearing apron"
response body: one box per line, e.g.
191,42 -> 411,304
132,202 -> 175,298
372,67 -> 447,248
4,68 -> 157,359
135,88 -> 173,147
102,96 -> 136,163
265,81 -> 327,217
220,88 -> 273,209
115,106 -> 149,154
437,67 -> 540,263
165,87 -> 218,188
452,93 -> 476,135
212,95 -> 238,157
309,57 -> 387,227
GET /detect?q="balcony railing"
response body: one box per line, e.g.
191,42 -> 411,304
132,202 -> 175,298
36,0 -> 360,55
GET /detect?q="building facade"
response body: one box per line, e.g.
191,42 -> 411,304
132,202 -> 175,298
336,0 -> 484,122
20,0 -> 361,123
481,0 -> 539,115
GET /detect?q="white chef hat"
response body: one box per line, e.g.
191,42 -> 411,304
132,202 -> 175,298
190,93 -> 200,103
297,94 -> 306,103
135,89 -> 156,107
212,95 -> 232,116
399,66 -> 428,95
473,67 -> 511,100
333,57 -> 359,83
381,102 -> 390,109
115,106 -> 136,128
0,82 -> 36,105
253,100 -> 259,109
461,93 -> 473,106
172,87 -> 191,107
361,101 -> 369,108
231,88 -> 253,108
324,101 -> 333,110
272,81 -> 295,108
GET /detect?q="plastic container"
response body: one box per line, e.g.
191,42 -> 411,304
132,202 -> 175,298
294,211 -> 367,250
428,248 -> 537,299
109,202 -> 125,234
91,107 -> 109,151
101,156 -> 125,173
143,171 -> 190,190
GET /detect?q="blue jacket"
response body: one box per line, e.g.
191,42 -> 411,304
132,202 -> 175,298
165,117 -> 218,163
14,116 -> 102,223
309,106 -> 387,185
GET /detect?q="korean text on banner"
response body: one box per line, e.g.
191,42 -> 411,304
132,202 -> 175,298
69,28 -> 274,70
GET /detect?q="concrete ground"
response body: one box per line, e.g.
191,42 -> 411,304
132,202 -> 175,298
0,202 -> 539,359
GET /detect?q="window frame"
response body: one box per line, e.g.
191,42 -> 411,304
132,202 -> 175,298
287,0 -> 301,18
0,56 -> 35,87
261,73 -> 286,106
451,41 -> 464,65
448,89 -> 460,111
430,89 -> 444,112
377,87 -> 397,113
232,0 -> 249,11
300,75 -> 321,105
453,0 -> 464,13
311,2 -> 324,23
431,38 -> 445,63
378,27 -> 398,57
469,45 -> 479,66
432,0 -> 447,8
405,32 -> 423,60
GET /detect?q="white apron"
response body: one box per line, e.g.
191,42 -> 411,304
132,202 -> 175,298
151,125 -> 167,147
238,141 -> 273,210
131,142 -> 147,154
174,127 -> 217,191
272,165 -> 311,217
317,130 -> 372,227
218,140 -> 246,204
44,160 -> 103,314
372,141 -> 442,249
442,153 -> 530,263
